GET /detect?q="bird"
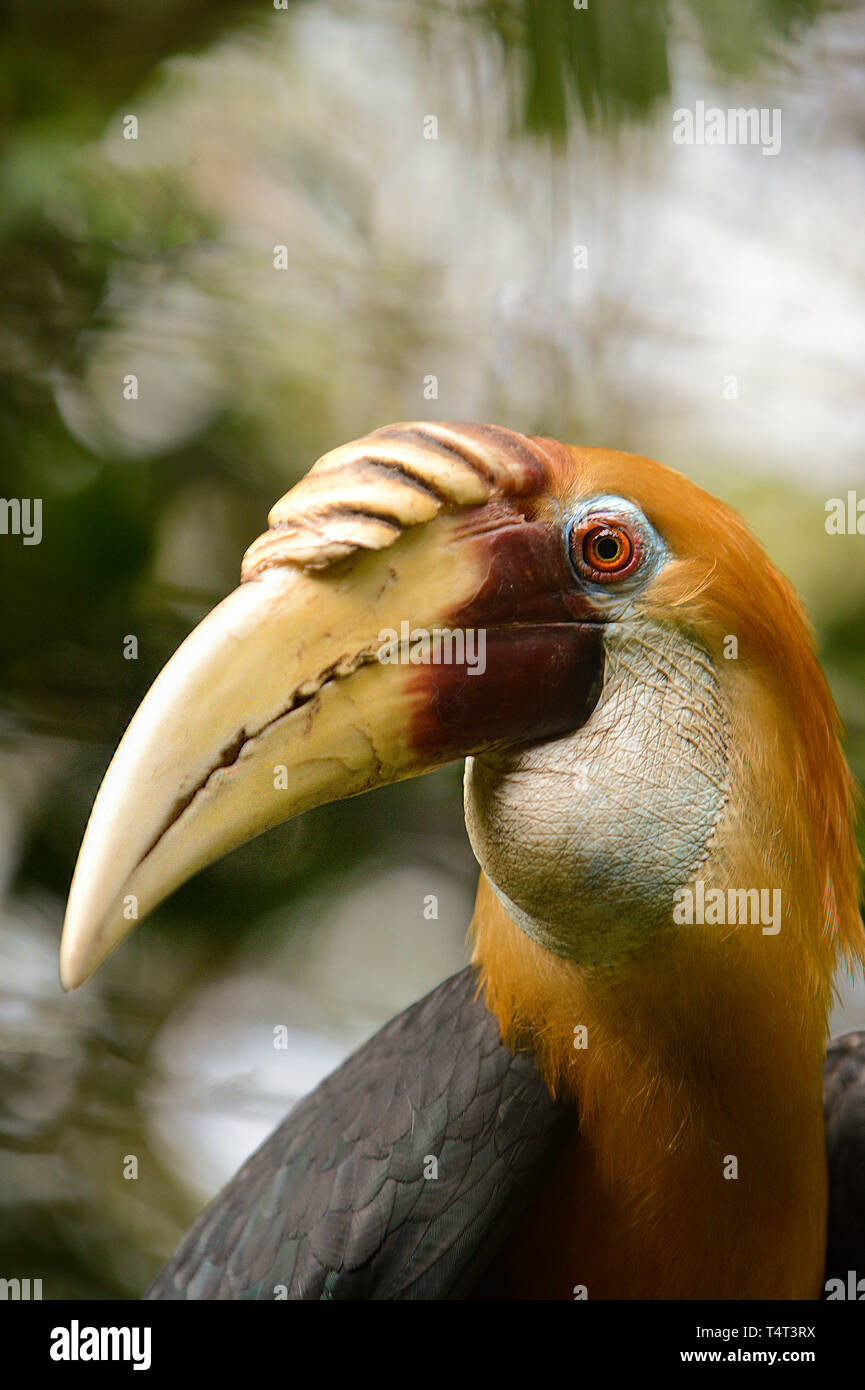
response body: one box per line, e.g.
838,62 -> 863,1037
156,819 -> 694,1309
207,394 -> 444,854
59,421 -> 865,1300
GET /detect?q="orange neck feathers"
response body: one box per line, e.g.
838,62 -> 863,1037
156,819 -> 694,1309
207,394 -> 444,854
468,509 -> 862,1297
471,876 -> 831,1298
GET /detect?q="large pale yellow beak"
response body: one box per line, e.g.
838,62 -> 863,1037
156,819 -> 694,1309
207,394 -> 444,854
60,423 -> 604,989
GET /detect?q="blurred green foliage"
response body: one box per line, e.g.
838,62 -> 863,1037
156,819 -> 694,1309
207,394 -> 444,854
0,0 -> 838,734
457,0 -> 826,135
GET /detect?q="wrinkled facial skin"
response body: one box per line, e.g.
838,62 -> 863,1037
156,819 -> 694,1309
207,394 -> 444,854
464,495 -> 729,969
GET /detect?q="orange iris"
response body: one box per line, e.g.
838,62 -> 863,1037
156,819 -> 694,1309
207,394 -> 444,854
581,524 -> 633,575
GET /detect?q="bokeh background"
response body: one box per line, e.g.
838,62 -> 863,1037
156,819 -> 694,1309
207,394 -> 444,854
2,0 -> 864,1297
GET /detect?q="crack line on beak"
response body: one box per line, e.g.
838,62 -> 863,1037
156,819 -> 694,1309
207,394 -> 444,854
140,644 -> 383,864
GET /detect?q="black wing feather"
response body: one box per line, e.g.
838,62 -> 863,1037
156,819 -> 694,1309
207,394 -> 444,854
824,1029 -> 865,1291
145,966 -> 565,1300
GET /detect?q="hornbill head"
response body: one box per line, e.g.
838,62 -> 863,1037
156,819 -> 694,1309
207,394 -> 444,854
61,422 -> 862,1083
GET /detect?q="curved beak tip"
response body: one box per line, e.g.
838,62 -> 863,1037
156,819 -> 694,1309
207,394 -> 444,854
58,929 -> 91,992
60,893 -> 118,992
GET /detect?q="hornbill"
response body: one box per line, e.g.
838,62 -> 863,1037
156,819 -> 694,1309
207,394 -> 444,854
60,423 -> 865,1300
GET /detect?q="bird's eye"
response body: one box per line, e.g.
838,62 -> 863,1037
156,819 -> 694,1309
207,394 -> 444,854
570,519 -> 641,583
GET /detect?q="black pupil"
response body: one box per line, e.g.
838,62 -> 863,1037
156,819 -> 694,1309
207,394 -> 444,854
595,534 -> 620,561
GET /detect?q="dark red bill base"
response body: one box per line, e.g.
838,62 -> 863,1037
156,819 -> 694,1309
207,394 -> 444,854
410,513 -> 606,758
410,622 -> 605,759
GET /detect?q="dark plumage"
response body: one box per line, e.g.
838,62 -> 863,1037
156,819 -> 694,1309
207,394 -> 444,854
145,968 -> 565,1299
823,1029 -> 865,1295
